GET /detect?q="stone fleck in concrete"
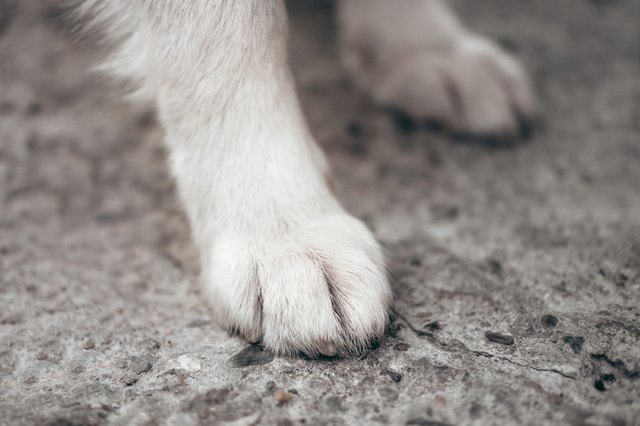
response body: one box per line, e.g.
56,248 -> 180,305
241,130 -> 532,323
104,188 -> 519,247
1,0 -> 639,425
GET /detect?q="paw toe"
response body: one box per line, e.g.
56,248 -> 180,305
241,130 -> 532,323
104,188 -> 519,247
203,217 -> 391,358
373,37 -> 538,139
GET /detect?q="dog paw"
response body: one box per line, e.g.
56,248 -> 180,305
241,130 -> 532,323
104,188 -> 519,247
202,212 -> 391,357
355,36 -> 537,137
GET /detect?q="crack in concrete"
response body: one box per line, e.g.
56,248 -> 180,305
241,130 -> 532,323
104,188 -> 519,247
394,309 -> 578,380
469,349 -> 577,380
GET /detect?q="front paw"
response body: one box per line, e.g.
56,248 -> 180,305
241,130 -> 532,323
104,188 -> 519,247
202,213 -> 391,357
368,36 -> 538,138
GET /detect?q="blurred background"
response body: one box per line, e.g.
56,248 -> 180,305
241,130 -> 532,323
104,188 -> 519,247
1,0 -> 639,425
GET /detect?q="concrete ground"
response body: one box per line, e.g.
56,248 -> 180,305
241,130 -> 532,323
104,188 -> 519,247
1,0 -> 639,425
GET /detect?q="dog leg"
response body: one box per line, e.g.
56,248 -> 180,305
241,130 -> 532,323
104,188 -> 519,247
84,0 -> 391,356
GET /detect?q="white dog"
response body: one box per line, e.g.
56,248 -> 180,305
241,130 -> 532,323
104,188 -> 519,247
78,0 -> 536,357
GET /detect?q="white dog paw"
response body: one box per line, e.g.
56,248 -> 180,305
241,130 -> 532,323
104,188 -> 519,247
352,36 -> 537,138
378,37 -> 537,136
202,212 -> 391,357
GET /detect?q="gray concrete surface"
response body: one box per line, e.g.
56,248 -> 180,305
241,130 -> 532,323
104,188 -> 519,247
1,0 -> 639,425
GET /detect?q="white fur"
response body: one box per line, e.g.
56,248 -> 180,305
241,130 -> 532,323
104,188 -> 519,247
338,0 -> 537,134
77,0 -> 535,356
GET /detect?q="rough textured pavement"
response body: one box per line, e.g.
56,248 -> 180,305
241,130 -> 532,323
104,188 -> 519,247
1,0 -> 639,425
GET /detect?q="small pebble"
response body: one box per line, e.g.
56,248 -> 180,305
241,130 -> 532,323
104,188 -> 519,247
130,356 -> 154,374
485,331 -> 515,346
83,340 -> 95,350
394,343 -> 410,352
380,369 -> 402,383
541,314 -> 559,328
488,259 -> 503,275
122,373 -> 138,386
562,336 -> 585,354
424,321 -> 441,331
274,389 -> 294,404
